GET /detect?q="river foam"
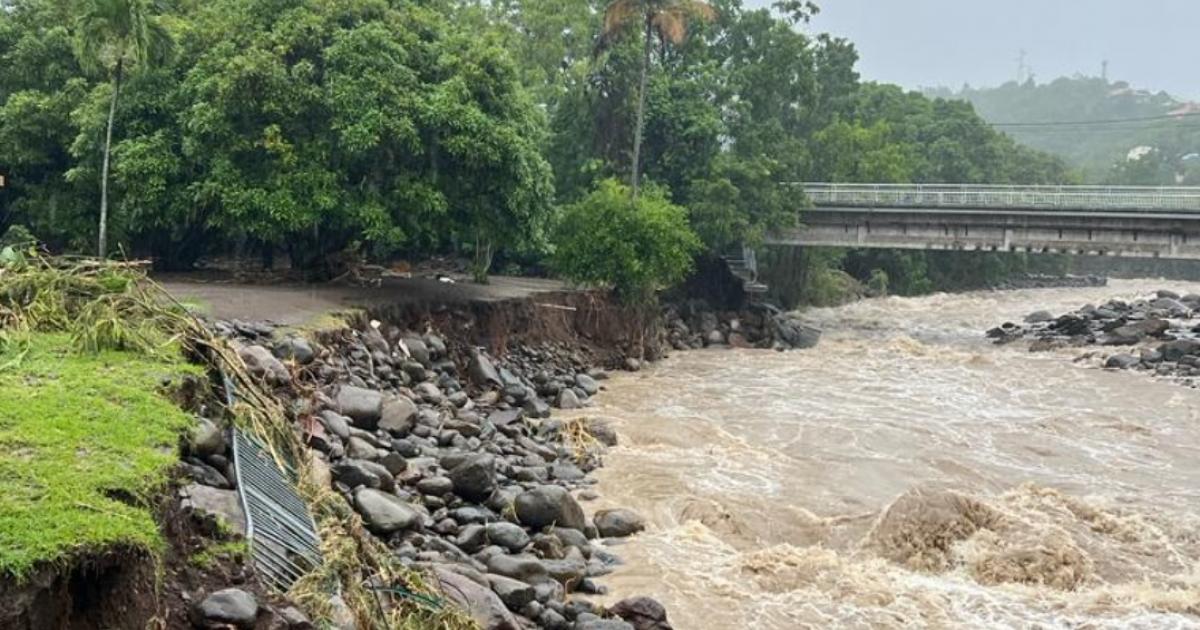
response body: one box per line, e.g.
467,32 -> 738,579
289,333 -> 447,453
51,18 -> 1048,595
587,280 -> 1200,629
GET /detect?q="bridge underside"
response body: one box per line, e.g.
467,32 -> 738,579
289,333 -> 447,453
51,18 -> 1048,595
769,207 -> 1200,260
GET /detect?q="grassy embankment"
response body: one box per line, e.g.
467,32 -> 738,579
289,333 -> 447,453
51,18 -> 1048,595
0,332 -> 199,578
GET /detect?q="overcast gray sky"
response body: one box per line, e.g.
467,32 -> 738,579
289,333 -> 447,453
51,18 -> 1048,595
745,0 -> 1200,100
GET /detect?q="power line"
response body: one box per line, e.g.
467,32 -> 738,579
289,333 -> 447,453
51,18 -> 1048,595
991,111 -> 1200,128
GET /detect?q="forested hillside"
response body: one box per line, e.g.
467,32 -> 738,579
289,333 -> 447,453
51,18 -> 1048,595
928,77 -> 1200,184
1,0 -> 1074,300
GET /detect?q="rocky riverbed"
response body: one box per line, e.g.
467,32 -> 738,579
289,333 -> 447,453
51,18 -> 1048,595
988,288 -> 1200,386
177,292 -> 819,629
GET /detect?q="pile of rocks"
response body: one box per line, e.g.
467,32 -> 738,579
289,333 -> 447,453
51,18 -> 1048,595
987,289 -> 1200,385
218,318 -> 669,630
664,299 -> 821,351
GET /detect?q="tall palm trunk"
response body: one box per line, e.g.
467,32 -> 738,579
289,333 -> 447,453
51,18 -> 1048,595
98,58 -> 123,259
630,15 -> 653,199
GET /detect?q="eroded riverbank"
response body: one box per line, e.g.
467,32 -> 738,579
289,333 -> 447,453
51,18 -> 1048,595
585,280 -> 1200,629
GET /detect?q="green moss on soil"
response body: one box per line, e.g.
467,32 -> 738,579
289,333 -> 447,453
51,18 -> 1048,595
0,333 -> 200,579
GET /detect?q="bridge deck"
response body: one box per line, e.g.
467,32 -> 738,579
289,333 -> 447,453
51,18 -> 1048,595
798,183 -> 1200,213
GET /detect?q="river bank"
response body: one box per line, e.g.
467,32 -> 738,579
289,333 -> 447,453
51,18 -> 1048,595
165,274 -> 817,630
581,280 -> 1200,630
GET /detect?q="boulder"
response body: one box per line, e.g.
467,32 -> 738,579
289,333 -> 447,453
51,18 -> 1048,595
469,350 -> 503,389
514,485 -> 587,531
239,344 -> 291,385
194,588 -> 258,629
585,418 -> 618,447
1023,310 -> 1054,324
487,574 -> 536,610
1150,297 -> 1191,317
416,476 -> 455,497
353,488 -> 421,534
556,389 -> 582,410
593,509 -> 646,538
317,410 -> 351,440
188,418 -> 226,458
379,396 -> 419,436
180,484 -> 246,536
486,554 -> 549,584
274,606 -> 313,629
434,566 -> 521,630
1161,338 -> 1200,361
273,336 -> 316,365
336,386 -> 383,429
609,597 -> 673,630
402,336 -> 431,366
523,398 -> 552,419
575,373 -> 600,396
485,521 -> 530,552
770,315 -> 821,349
449,454 -> 497,501
332,459 -> 384,490
1104,354 -> 1140,370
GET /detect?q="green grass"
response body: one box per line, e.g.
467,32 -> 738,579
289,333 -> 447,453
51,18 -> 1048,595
0,333 -> 200,579
190,540 -> 249,570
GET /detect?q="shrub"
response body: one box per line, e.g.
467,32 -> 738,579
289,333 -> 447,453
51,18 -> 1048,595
552,179 -> 700,303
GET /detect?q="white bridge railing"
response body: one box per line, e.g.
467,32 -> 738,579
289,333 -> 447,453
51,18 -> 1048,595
799,183 -> 1200,212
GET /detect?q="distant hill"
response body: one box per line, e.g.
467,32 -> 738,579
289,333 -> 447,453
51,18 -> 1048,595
926,77 -> 1200,184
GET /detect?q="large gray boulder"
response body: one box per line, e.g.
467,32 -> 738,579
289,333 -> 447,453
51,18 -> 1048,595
378,396 -> 419,436
575,373 -> 599,396
332,459 -> 384,490
609,597 -> 673,630
449,453 -> 497,501
486,554 -> 549,584
318,410 -> 351,440
352,488 -> 421,534
194,588 -> 258,629
469,350 -> 503,389
272,336 -> 316,365
514,485 -> 586,531
188,418 -> 226,458
336,386 -> 383,429
402,336 -> 431,366
433,566 -> 520,630
179,484 -> 246,536
1104,353 -> 1141,370
1161,338 -> 1200,361
772,315 -> 821,349
239,344 -> 291,385
593,509 -> 646,538
485,521 -> 530,552
487,574 -> 536,610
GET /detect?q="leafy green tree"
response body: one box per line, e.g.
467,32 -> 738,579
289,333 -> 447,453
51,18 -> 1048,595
600,0 -> 714,198
73,0 -> 170,258
552,178 -> 699,302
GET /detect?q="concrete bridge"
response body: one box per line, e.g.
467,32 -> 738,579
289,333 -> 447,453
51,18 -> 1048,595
769,183 -> 1200,259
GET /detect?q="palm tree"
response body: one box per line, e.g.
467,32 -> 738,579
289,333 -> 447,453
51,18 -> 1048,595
75,0 -> 170,258
602,0 -> 714,199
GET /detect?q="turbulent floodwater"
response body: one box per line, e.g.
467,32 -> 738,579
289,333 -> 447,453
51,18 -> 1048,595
586,280 -> 1200,629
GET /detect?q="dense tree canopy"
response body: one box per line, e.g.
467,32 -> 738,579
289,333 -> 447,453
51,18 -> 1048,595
2,0 -> 1079,295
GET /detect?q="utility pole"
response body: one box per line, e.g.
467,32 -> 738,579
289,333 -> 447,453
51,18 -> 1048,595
1101,59 -> 1109,81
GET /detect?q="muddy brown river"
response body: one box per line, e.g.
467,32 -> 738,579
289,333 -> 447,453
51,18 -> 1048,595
584,280 -> 1200,629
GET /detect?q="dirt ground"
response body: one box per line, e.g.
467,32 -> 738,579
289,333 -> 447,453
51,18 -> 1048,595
157,274 -> 565,326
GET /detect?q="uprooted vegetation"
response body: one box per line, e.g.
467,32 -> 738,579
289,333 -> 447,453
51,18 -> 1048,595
0,253 -> 474,629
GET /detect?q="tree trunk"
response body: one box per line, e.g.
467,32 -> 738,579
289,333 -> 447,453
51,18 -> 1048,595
630,15 -> 653,199
99,59 -> 123,259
